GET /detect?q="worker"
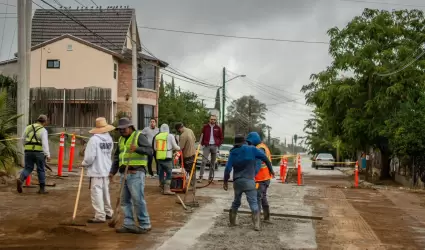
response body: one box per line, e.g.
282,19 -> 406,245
175,122 -> 196,188
199,115 -> 223,182
141,118 -> 159,178
81,117 -> 115,223
109,117 -> 153,234
152,123 -> 180,195
246,132 -> 275,223
17,114 -> 51,194
223,134 -> 274,231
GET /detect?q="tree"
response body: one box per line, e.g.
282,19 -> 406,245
226,95 -> 268,138
0,86 -> 22,174
302,8 -> 425,179
158,80 -> 210,137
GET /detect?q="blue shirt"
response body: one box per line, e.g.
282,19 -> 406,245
224,144 -> 273,182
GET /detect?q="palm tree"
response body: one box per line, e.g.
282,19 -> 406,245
0,89 -> 22,174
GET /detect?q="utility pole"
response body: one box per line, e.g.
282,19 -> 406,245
25,1 -> 31,121
201,99 -> 204,106
17,1 -> 31,163
222,67 -> 226,135
131,13 -> 138,129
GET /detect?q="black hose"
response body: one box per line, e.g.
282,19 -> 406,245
181,153 -> 216,189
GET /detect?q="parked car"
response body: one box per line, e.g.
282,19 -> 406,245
315,153 -> 335,170
217,144 -> 233,166
194,143 -> 219,170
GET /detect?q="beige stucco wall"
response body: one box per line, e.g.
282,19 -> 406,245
0,37 -> 119,102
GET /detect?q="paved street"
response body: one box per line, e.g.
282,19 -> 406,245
154,155 -> 425,250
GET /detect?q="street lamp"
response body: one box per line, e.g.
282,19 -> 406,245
222,67 -> 246,136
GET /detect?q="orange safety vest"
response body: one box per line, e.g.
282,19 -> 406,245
255,142 -> 272,182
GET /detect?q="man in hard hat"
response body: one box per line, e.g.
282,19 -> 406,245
223,134 -> 273,231
152,123 -> 180,195
246,132 -> 275,223
17,114 -> 51,194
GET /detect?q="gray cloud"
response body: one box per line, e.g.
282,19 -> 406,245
2,0 -> 423,144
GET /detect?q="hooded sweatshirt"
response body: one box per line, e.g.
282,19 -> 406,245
82,133 -> 114,177
224,142 -> 272,183
153,124 -> 180,159
246,132 -> 275,179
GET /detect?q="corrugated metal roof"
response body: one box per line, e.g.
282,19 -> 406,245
31,8 -> 134,53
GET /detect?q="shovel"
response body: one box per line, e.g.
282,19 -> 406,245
59,167 -> 86,227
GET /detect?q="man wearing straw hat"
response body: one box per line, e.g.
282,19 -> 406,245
109,117 -> 153,234
80,117 -> 115,223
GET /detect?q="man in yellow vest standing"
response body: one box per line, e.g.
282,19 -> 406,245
109,117 -> 153,234
246,132 -> 275,223
152,123 -> 180,195
17,114 -> 51,194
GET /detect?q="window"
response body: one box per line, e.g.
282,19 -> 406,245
47,60 -> 60,69
113,63 -> 117,79
137,62 -> 157,90
67,44 -> 73,51
137,104 -> 155,129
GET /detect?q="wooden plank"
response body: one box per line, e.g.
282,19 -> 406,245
222,209 -> 323,220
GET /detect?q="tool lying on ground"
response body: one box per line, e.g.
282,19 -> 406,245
59,167 -> 86,227
108,136 -> 136,228
222,209 -> 323,220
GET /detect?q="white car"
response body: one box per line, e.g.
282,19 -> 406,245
218,144 -> 233,166
315,153 -> 335,170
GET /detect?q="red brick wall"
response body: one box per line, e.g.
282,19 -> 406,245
117,60 -> 159,119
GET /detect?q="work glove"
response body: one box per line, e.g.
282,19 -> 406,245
270,171 -> 275,178
223,182 -> 228,191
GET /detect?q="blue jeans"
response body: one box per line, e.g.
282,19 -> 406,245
20,151 -> 46,184
231,178 -> 259,213
120,171 -> 151,229
257,180 -> 270,211
158,160 -> 173,184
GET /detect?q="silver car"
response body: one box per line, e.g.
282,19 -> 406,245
315,153 -> 335,170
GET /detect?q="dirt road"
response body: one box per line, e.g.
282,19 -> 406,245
154,157 -> 425,250
3,157 -> 425,249
0,169 -> 206,250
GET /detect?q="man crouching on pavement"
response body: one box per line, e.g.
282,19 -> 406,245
81,117 -> 115,223
246,132 -> 275,223
109,117 -> 153,234
223,134 -> 274,231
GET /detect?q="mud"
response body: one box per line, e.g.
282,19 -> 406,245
0,171 -> 210,250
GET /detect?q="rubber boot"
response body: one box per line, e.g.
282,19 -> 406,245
159,183 -> 164,193
263,206 -> 271,223
16,178 -> 23,193
252,211 -> 261,231
163,181 -> 175,195
229,209 -> 237,226
38,183 -> 48,194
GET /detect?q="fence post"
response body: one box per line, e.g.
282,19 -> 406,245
68,134 -> 76,172
58,132 -> 65,176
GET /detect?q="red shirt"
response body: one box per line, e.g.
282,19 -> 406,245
201,124 -> 223,146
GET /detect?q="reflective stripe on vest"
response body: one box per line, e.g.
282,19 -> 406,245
24,123 -> 44,151
155,132 -> 169,160
118,131 -> 148,167
255,143 -> 272,182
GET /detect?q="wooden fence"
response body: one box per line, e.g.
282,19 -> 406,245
29,87 -> 112,127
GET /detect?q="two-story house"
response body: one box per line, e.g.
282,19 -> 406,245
0,7 -> 167,129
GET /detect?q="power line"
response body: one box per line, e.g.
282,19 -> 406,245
0,0 -> 9,59
74,0 -> 86,7
375,49 -> 425,77
138,26 -> 330,45
89,0 -> 98,7
340,0 -> 425,8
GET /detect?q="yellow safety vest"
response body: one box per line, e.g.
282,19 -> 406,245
255,142 -> 272,182
118,131 -> 148,167
24,123 -> 44,151
155,132 -> 169,160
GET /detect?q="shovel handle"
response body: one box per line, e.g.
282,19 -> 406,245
72,167 -> 84,220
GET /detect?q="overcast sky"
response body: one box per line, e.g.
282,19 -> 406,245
0,0 -> 422,144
